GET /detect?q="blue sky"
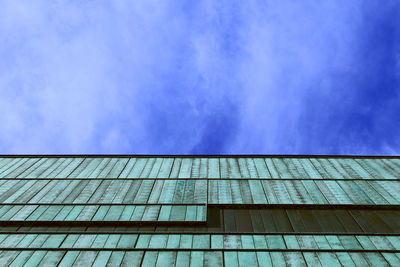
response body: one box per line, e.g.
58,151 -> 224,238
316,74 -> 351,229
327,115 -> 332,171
0,1 -> 399,154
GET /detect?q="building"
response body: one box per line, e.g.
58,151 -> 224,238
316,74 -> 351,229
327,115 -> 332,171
0,155 -> 399,266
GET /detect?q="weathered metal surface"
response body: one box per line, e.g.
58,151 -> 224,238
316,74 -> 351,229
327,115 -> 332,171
0,205 -> 206,223
215,209 -> 400,233
2,250 -> 398,266
0,156 -> 399,266
1,157 -> 399,179
0,179 -> 207,204
1,179 -> 398,205
207,180 -> 400,205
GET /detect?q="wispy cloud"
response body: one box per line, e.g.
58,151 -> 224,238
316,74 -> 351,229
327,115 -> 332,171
0,0 -> 399,154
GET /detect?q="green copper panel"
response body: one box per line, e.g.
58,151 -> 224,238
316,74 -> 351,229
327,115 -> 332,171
0,179 -> 208,204
1,156 -> 398,179
224,251 -> 239,267
0,204 -> 206,222
0,250 -> 399,266
207,180 -> 400,204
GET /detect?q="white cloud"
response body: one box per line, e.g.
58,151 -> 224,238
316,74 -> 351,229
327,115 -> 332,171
0,0 -> 398,154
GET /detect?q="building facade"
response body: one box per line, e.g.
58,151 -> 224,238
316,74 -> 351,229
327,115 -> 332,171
0,156 -> 399,266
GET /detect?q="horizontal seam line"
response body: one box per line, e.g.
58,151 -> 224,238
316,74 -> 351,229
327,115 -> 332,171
0,248 -> 398,252
0,232 -> 399,236
0,203 -> 399,209
0,203 -> 206,207
0,155 -> 399,158
0,178 -> 398,181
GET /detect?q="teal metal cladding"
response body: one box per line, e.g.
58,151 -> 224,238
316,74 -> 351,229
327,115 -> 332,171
0,156 -> 399,266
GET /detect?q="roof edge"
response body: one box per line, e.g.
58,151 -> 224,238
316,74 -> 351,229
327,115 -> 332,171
0,154 -> 399,158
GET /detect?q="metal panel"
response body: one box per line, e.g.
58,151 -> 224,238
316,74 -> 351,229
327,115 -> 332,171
1,155 -> 400,267
0,156 -> 399,179
0,205 -> 207,224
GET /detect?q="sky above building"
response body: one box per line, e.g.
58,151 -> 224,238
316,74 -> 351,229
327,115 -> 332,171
0,1 -> 399,154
